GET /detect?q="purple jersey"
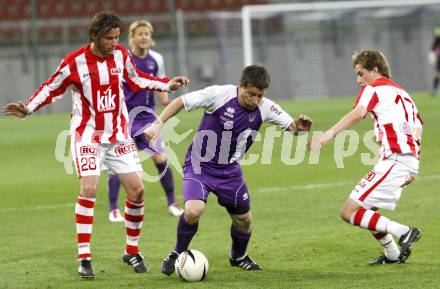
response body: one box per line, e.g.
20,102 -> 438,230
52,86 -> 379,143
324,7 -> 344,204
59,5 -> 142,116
124,49 -> 166,119
181,85 -> 293,176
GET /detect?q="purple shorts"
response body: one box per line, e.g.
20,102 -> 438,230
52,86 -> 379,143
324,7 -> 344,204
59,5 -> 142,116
130,117 -> 165,154
182,164 -> 250,209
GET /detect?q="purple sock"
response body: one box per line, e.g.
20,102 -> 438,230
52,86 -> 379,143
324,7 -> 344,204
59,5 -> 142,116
155,160 -> 175,206
230,224 -> 251,260
175,215 -> 198,253
107,174 -> 121,211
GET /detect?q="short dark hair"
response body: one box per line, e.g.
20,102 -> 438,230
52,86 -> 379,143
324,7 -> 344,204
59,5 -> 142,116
239,65 -> 271,89
89,11 -> 123,42
352,49 -> 391,78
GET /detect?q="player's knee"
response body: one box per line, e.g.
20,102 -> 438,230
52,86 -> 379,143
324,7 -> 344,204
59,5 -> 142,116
340,207 -> 352,223
233,212 -> 252,231
184,207 -> 202,224
81,184 -> 98,197
153,153 -> 166,164
242,213 -> 252,227
129,184 -> 144,202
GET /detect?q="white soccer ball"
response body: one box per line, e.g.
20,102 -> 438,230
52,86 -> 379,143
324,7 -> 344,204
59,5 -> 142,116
175,249 -> 209,282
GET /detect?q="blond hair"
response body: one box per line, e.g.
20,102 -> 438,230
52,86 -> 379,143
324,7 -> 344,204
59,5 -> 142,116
128,20 -> 155,48
352,49 -> 391,78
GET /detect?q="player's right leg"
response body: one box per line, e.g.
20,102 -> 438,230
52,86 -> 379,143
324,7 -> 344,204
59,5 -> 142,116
118,171 -> 148,273
76,176 -> 100,278
432,61 -> 440,96
341,157 -> 421,263
341,198 -> 420,263
161,166 -> 209,276
161,199 -> 206,276
368,231 -> 402,265
71,140 -> 103,278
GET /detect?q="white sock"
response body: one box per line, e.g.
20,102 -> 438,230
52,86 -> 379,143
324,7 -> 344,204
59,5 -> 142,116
386,221 -> 410,239
373,232 -> 400,260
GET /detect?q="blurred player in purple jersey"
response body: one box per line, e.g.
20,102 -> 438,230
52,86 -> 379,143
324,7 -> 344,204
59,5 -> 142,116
430,23 -> 440,97
107,20 -> 184,222
145,65 -> 312,275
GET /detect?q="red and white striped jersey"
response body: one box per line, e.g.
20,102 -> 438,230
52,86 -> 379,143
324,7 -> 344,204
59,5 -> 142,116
25,44 -> 170,143
354,77 -> 424,159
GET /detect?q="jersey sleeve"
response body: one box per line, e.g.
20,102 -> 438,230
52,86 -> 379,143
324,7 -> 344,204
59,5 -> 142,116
181,85 -> 220,112
259,98 -> 294,130
25,59 -> 72,113
122,48 -> 170,92
353,85 -> 378,112
156,53 -> 166,78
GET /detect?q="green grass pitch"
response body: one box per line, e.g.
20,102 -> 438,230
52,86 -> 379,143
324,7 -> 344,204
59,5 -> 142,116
1,93 -> 439,289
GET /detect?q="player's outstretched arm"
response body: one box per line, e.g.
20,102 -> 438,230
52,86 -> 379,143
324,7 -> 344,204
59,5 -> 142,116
2,102 -> 30,119
144,97 -> 185,144
308,105 -> 367,150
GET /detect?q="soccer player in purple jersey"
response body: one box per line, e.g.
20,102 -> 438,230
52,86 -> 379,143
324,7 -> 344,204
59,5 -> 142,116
144,65 -> 312,274
107,20 -> 184,222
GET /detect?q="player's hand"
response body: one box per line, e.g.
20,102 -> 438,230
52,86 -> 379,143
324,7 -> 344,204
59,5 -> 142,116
308,138 -> 323,151
2,102 -> 30,119
167,76 -> 190,92
294,114 -> 313,134
401,172 -> 416,188
307,131 -> 333,151
144,120 -> 162,147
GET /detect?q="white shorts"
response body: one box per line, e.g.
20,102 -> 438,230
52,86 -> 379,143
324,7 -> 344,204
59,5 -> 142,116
71,138 -> 142,178
349,154 -> 419,211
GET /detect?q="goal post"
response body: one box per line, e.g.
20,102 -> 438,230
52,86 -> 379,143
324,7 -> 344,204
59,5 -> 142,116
233,0 -> 440,99
242,0 -> 440,66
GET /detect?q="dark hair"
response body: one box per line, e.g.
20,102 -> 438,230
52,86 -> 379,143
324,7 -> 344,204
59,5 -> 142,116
352,49 -> 391,78
89,11 -> 123,42
239,65 -> 271,89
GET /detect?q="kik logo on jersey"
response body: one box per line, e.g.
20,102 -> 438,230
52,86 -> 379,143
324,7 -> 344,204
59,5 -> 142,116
97,86 -> 116,112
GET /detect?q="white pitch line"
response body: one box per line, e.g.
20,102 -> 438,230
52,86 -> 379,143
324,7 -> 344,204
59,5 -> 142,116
0,203 -> 73,213
254,181 -> 351,193
0,175 -> 438,213
253,174 -> 440,193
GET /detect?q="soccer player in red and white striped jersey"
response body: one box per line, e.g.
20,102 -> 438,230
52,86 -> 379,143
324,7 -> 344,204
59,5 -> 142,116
309,49 -> 423,265
2,11 -> 189,278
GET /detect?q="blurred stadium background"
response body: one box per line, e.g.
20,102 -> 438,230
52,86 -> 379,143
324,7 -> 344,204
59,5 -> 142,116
1,0 -> 440,112
2,1 -> 440,288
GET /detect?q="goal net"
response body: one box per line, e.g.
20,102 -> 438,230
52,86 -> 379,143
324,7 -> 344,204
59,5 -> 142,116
210,0 -> 440,99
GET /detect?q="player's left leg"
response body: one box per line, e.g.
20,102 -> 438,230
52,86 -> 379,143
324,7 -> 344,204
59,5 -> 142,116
228,208 -> 262,271
217,175 -> 262,271
104,139 -> 147,273
151,153 -> 183,216
76,175 -> 100,278
118,172 -> 148,273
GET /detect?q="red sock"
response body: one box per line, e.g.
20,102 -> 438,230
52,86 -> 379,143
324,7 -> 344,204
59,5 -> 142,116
124,199 -> 144,255
75,196 -> 95,260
